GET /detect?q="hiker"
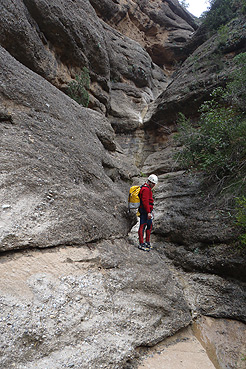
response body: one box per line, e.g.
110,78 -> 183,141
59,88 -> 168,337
138,174 -> 158,251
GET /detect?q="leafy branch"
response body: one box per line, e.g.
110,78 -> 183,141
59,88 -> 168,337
67,67 -> 90,107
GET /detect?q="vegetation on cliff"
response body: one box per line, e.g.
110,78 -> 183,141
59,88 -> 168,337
67,67 -> 90,107
175,51 -> 246,245
202,0 -> 246,34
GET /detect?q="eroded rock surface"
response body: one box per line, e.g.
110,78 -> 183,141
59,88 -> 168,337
0,1 -> 246,368
0,46 -> 137,252
0,0 -> 168,128
145,15 -> 246,128
0,239 -> 192,368
90,0 -> 198,68
140,151 -> 246,282
1,239 -> 245,368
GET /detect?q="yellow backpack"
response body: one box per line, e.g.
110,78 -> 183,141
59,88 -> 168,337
128,185 -> 141,210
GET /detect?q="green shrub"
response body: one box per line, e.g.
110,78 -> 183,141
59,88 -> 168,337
225,52 -> 246,111
234,0 -> 246,14
67,67 -> 90,107
217,24 -> 230,45
175,51 -> 246,246
235,196 -> 246,246
176,50 -> 246,185
176,89 -> 246,186
202,0 -> 246,34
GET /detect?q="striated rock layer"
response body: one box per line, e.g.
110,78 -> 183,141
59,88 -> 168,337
144,15 -> 246,128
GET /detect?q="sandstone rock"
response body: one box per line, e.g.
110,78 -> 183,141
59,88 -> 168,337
0,0 -> 114,115
193,317 -> 246,369
1,238 -> 244,368
153,172 -> 233,243
0,239 -> 192,368
0,46 -> 137,252
102,21 -> 168,131
145,171 -> 246,282
0,0 -> 169,131
0,0 -> 110,82
140,136 -> 183,174
90,0 -> 198,68
144,15 -> 246,128
0,2 -> 245,368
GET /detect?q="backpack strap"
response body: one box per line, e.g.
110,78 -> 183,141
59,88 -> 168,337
139,183 -> 150,203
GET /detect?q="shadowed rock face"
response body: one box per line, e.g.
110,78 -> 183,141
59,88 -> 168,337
0,0 -> 109,82
0,0 -> 169,127
101,21 -> 169,132
0,0 -> 199,132
90,0 -> 198,67
144,15 -> 246,128
138,14 -> 246,285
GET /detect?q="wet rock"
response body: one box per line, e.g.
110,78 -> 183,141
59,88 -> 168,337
193,316 -> 246,369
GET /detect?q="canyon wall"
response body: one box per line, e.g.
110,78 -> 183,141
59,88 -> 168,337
0,1 -> 245,368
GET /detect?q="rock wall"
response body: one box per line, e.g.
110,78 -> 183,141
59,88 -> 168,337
0,0 -> 200,133
0,46 -> 138,251
90,0 -> 198,68
0,1 -> 246,368
138,14 -> 246,284
144,15 -> 246,127
0,0 -> 203,252
0,0 -> 170,130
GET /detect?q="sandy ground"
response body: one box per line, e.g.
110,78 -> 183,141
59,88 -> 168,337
137,326 -> 216,369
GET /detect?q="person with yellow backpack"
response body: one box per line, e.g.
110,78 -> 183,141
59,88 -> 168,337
128,174 -> 158,251
138,174 -> 158,251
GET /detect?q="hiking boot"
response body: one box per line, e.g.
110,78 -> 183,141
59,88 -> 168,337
144,242 -> 153,250
138,243 -> 150,252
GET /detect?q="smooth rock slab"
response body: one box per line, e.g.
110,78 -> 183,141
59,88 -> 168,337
137,326 -> 216,369
0,239 -> 191,368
